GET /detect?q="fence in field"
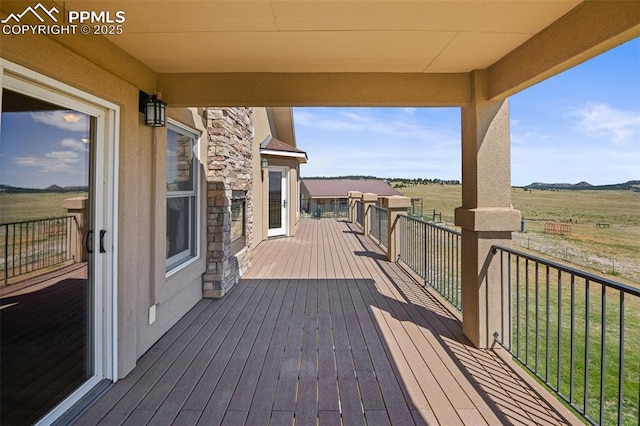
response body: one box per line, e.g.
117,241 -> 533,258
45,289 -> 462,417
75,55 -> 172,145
1,216 -> 79,284
397,214 -> 462,310
492,245 -> 640,426
369,205 -> 388,248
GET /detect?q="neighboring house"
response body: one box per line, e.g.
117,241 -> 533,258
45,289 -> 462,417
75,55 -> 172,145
301,179 -> 401,217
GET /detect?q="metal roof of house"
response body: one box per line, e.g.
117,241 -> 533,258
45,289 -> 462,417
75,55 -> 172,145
302,179 -> 402,198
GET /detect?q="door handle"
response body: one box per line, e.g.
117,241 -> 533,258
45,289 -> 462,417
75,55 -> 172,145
99,230 -> 107,253
283,199 -> 287,208
85,230 -> 94,254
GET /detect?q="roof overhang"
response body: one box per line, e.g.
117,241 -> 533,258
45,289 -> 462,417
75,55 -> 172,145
260,149 -> 308,163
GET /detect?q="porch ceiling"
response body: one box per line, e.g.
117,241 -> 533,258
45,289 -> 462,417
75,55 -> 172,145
3,1 -> 637,105
99,0 -> 580,74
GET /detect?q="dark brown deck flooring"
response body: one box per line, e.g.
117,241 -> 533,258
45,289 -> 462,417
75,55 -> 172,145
75,220 -> 579,425
1,263 -> 89,425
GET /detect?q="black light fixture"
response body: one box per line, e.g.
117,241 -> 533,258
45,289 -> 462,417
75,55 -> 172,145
139,90 -> 167,127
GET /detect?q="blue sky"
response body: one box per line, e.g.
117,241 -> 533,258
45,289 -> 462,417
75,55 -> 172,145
0,109 -> 90,188
294,38 -> 640,186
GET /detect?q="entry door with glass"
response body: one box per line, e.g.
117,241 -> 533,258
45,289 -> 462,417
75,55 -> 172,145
0,73 -> 114,425
268,167 -> 288,237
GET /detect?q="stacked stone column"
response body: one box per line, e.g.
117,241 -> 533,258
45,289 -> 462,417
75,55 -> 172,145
203,108 -> 255,298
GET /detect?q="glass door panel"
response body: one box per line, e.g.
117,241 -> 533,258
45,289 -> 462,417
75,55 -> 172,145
268,168 -> 287,237
0,89 -> 95,425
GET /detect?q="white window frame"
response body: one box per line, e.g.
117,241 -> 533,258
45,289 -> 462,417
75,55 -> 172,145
166,120 -> 201,273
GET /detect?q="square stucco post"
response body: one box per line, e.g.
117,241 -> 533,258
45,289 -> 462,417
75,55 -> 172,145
63,196 -> 88,263
362,192 -> 377,236
347,191 -> 360,222
350,191 -> 363,225
384,195 -> 411,262
455,70 -> 521,348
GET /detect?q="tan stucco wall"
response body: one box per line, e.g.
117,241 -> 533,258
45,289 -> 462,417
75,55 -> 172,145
251,108 -> 272,248
1,35 -> 204,378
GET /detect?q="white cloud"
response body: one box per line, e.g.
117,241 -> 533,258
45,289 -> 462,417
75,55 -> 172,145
60,138 -> 89,152
30,110 -> 89,132
13,150 -> 82,173
566,103 -> 640,143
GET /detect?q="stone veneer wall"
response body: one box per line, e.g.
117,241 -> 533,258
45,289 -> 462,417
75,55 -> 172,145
203,107 -> 254,298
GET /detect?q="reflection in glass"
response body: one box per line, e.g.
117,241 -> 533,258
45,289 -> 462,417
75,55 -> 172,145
231,191 -> 246,254
166,128 -> 194,192
0,89 -> 93,424
268,171 -> 282,229
166,197 -> 192,259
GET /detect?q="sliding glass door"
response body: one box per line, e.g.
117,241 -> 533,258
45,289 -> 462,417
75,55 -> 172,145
0,67 -> 115,425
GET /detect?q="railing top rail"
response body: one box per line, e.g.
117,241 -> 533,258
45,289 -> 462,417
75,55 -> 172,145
399,214 -> 461,236
0,215 -> 71,227
492,244 -> 640,297
371,205 -> 386,213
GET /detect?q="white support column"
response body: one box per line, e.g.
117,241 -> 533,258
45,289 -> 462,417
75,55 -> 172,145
455,70 -> 521,348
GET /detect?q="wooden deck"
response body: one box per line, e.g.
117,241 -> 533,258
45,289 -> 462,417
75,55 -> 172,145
1,263 -> 89,425
76,219 -> 578,425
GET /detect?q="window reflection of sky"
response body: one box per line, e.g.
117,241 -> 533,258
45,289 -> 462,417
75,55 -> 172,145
1,106 -> 90,189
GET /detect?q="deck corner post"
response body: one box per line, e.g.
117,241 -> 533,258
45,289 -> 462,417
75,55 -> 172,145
383,196 -> 412,262
362,192 -> 378,236
348,191 -> 363,224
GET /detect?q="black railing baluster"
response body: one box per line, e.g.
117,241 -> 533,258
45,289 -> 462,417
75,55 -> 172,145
500,250 -> 504,344
516,255 -> 521,357
618,291 -> 624,426
557,269 -> 562,394
546,265 -> 550,382
525,258 -> 530,365
599,286 -> 606,426
508,252 -> 512,351
535,262 -> 540,374
570,273 -> 576,404
584,279 -> 590,415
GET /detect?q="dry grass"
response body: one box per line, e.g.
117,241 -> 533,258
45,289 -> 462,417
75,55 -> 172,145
0,193 -> 86,224
397,184 -> 640,286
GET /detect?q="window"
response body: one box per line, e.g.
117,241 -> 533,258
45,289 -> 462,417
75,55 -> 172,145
166,122 -> 199,271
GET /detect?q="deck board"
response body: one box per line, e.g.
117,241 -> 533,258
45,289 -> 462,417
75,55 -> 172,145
77,219 -> 580,425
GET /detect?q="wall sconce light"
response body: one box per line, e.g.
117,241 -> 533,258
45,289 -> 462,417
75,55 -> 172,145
139,91 -> 167,127
261,158 -> 269,169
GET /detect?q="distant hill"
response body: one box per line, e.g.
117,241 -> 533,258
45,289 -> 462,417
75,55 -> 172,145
302,175 -> 383,180
524,180 -> 640,191
0,184 -> 88,194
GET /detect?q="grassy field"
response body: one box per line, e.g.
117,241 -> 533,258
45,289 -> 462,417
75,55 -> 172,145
0,193 -> 87,224
398,184 -> 640,286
